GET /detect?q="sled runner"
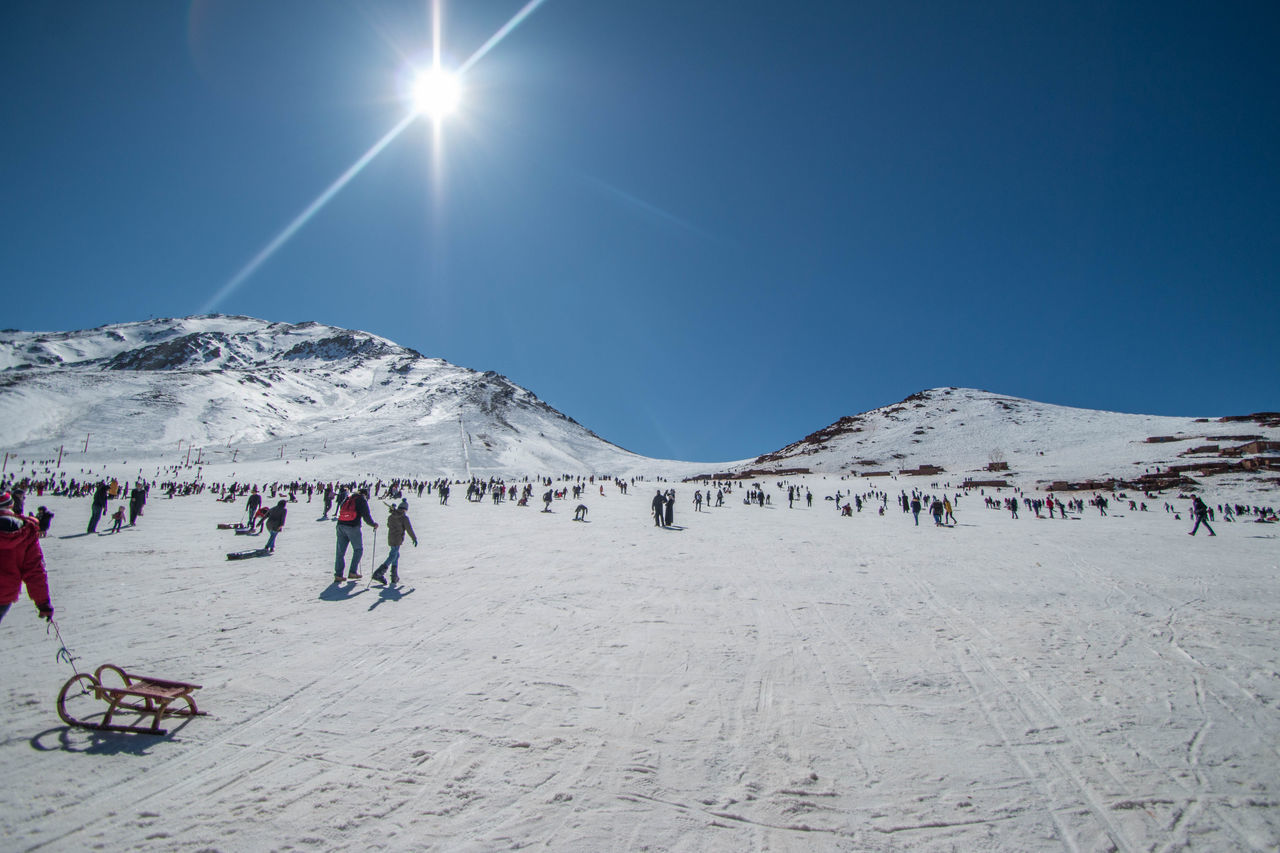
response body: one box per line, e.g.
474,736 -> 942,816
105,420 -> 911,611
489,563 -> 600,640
226,548 -> 272,560
57,664 -> 205,736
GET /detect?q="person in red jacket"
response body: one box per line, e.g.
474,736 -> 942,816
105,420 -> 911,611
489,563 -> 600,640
0,491 -> 53,625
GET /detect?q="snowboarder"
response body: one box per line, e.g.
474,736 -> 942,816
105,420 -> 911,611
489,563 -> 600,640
0,491 -> 53,626
574,504 -> 589,521
372,499 -> 416,585
334,488 -> 378,582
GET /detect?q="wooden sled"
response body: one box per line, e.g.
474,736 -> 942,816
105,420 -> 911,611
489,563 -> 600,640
216,522 -> 246,530
57,664 -> 205,735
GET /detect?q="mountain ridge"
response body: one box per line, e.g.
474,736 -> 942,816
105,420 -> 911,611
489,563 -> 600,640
1,317 -> 1275,494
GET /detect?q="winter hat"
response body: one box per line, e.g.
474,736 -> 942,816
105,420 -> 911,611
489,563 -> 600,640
398,499 -> 409,510
0,492 -> 12,509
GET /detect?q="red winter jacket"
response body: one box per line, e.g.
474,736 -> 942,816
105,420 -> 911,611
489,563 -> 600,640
0,511 -> 50,610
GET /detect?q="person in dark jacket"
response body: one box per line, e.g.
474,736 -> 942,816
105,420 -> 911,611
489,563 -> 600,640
245,489 -> 262,527
334,488 -> 377,582
128,482 -> 147,526
0,491 -> 53,625
88,481 -> 109,533
264,500 -> 288,552
1189,496 -> 1216,536
652,490 -> 665,527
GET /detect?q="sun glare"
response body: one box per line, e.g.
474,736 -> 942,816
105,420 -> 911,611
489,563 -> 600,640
412,68 -> 462,119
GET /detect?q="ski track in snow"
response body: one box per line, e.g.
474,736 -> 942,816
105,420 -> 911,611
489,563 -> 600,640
2,482 -> 1280,851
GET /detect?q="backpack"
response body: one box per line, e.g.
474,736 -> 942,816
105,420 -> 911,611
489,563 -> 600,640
337,496 -> 359,522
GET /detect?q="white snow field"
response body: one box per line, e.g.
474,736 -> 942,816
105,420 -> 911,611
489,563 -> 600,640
3,480 -> 1279,852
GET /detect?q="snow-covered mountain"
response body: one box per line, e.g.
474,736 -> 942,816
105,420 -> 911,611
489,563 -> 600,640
0,315 -> 691,478
1,320 -> 1275,494
729,387 -> 1280,495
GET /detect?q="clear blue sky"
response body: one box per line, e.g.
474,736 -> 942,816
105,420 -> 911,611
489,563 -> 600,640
3,1 -> 1277,462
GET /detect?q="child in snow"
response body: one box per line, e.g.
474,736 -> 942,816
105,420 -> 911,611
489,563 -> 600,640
110,506 -> 126,533
372,499 -> 417,585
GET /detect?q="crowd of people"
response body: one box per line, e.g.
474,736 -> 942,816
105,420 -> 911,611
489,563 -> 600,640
3,460 -> 1279,634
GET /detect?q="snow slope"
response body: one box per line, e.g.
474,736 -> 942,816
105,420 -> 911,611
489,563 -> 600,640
734,388 -> 1280,498
0,316 -> 721,479
2,481 -> 1278,851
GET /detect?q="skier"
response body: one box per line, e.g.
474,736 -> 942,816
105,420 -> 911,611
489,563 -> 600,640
372,499 -> 416,585
334,488 -> 378,582
263,500 -> 287,552
0,492 -> 53,626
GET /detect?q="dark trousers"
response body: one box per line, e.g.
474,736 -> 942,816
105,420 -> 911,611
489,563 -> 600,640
1190,515 -> 1215,536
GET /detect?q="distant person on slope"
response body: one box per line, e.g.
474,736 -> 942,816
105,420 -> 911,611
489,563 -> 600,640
0,491 -> 53,626
334,488 -> 377,582
372,499 -> 416,586
1188,496 -> 1216,537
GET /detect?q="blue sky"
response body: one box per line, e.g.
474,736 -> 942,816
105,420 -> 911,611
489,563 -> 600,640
3,1 -> 1277,462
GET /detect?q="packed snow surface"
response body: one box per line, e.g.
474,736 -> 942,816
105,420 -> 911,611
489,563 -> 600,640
3,479 -> 1279,851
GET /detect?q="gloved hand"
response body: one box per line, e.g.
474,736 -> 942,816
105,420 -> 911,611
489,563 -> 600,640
37,602 -> 54,621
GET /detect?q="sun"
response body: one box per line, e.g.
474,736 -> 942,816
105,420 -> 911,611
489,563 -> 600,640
411,68 -> 462,120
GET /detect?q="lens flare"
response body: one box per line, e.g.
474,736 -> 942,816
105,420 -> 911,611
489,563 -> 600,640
201,0 -> 552,312
412,67 -> 462,119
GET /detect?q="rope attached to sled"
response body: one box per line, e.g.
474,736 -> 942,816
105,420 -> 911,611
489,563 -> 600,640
48,619 -> 84,680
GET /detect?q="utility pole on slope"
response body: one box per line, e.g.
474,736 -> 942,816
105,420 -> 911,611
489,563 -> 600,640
459,415 -> 472,481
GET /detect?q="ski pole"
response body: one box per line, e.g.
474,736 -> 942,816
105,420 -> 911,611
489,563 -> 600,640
366,535 -> 378,589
